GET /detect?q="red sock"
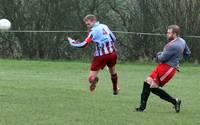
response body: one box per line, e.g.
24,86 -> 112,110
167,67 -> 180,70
111,73 -> 118,91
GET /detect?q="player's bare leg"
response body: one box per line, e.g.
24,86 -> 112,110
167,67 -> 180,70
109,66 -> 120,95
88,70 -> 100,92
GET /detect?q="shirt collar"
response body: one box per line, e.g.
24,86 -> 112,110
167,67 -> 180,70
93,21 -> 100,27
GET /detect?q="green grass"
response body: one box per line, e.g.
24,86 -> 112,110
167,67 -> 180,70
0,59 -> 199,125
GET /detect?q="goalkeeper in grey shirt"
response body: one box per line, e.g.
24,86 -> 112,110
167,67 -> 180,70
135,25 -> 191,113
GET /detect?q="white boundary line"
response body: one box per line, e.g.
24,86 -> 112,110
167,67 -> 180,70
2,30 -> 200,38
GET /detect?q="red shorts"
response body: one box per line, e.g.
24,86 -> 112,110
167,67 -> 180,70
150,63 -> 176,87
90,52 -> 117,71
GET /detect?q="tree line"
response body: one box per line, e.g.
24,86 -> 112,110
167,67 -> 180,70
0,0 -> 199,62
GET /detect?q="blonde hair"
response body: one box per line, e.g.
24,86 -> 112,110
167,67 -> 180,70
84,14 -> 97,22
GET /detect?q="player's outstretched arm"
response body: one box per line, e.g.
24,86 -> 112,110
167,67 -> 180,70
64,32 -> 93,48
66,37 -> 88,48
64,35 -> 92,48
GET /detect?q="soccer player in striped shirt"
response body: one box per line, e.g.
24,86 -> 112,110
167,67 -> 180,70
136,25 -> 191,113
66,14 -> 119,95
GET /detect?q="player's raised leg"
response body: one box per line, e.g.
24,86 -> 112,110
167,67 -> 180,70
88,55 -> 104,92
88,70 -> 100,92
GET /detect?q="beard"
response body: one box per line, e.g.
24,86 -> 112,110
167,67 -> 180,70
168,36 -> 175,41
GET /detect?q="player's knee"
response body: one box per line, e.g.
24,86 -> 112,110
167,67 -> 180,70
88,76 -> 95,83
146,77 -> 159,88
109,66 -> 116,75
146,77 -> 152,85
111,73 -> 117,78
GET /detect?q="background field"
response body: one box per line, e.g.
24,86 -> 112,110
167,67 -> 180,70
0,59 -> 199,125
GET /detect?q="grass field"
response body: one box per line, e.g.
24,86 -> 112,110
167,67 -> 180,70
0,59 -> 199,125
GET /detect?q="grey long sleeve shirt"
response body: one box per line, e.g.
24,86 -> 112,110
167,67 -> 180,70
157,37 -> 191,68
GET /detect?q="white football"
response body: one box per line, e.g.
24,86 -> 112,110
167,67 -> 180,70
0,19 -> 11,30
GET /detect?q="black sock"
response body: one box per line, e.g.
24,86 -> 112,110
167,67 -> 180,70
139,81 -> 151,109
150,88 -> 176,105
